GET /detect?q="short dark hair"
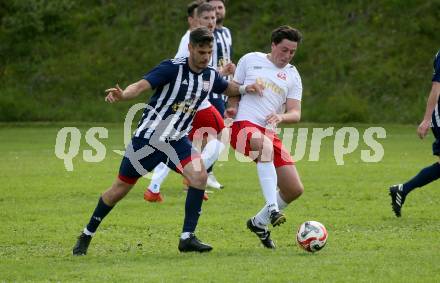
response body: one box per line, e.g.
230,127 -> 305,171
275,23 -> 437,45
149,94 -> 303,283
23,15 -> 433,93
271,25 -> 302,45
207,0 -> 225,4
187,1 -> 200,17
196,2 -> 215,17
190,26 -> 214,47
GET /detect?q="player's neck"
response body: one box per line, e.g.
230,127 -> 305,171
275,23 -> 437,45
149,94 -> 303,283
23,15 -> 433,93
266,53 -> 283,69
267,53 -> 276,66
188,58 -> 203,73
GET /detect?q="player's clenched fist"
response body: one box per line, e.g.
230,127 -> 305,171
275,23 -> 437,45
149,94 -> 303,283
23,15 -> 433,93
245,82 -> 265,96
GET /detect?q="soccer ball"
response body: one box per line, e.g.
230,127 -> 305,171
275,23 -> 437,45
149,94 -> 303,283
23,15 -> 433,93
296,221 -> 328,252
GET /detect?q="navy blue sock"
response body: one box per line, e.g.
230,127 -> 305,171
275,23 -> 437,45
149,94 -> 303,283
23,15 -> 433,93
86,197 -> 114,233
182,187 -> 205,233
207,164 -> 213,173
402,162 -> 440,195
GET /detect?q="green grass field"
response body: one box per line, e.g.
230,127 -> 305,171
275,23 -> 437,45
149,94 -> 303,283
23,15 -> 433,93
1,123 -> 440,282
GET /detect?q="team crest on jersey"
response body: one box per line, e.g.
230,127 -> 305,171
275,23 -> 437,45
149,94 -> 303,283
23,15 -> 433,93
277,72 -> 287,81
202,81 -> 210,92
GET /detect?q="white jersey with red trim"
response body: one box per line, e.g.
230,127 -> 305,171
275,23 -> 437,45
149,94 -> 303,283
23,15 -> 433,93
233,52 -> 302,127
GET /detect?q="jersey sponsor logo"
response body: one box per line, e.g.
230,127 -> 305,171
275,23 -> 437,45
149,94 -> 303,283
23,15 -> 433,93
277,72 -> 287,81
256,77 -> 285,96
171,99 -> 197,115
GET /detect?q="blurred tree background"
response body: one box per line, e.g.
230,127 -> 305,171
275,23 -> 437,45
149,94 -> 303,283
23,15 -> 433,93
1,0 -> 439,123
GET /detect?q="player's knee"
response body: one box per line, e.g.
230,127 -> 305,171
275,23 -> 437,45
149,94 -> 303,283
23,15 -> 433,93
252,137 -> 274,162
258,147 -> 274,162
281,182 -> 304,202
295,183 -> 304,198
103,179 -> 133,205
249,142 -> 261,154
188,170 -> 208,188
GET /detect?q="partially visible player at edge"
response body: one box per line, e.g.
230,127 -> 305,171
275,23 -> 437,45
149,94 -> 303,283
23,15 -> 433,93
389,49 -> 440,217
72,27 -> 263,255
227,25 -> 304,249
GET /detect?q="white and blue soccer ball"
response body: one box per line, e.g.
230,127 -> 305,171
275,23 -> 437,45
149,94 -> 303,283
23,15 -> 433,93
296,221 -> 328,252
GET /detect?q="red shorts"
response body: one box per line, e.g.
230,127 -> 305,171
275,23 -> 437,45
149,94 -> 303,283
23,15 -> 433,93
230,120 -> 294,168
189,105 -> 225,141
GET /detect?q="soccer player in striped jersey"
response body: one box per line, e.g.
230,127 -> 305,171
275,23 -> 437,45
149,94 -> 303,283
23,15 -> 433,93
144,2 -> 227,202
226,26 -> 304,249
389,50 -> 440,217
208,0 -> 234,89
206,0 -> 235,189
72,27 -> 263,255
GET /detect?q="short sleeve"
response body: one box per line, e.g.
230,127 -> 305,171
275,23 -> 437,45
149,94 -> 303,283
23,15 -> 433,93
233,53 -> 249,84
175,32 -> 190,59
143,60 -> 177,89
287,68 -> 303,101
175,46 -> 189,59
212,71 -> 229,94
432,50 -> 440,82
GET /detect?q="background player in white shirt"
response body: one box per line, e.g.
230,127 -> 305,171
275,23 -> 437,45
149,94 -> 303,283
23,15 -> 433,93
227,26 -> 304,249
174,1 -> 200,59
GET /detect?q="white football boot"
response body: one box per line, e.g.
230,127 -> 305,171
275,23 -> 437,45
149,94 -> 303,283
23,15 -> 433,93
207,172 -> 224,189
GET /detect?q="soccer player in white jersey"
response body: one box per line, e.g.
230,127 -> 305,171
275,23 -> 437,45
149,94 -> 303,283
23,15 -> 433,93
144,2 -> 229,202
227,26 -> 304,249
72,27 -> 263,255
175,1 -> 209,61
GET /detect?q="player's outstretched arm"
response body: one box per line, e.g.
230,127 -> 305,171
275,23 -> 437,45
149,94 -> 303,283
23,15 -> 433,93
417,81 -> 440,139
105,79 -> 151,103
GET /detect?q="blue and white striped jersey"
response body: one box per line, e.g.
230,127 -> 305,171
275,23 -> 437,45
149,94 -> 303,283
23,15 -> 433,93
431,50 -> 440,128
135,57 -> 228,141
212,27 -> 233,72
211,27 -> 233,101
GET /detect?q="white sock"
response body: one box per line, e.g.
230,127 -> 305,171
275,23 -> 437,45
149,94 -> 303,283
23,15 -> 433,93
277,191 -> 288,210
149,162 -> 170,193
254,191 -> 289,228
256,162 -> 278,212
253,212 -> 268,229
201,139 -> 225,169
83,227 -> 95,236
180,232 -> 192,240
